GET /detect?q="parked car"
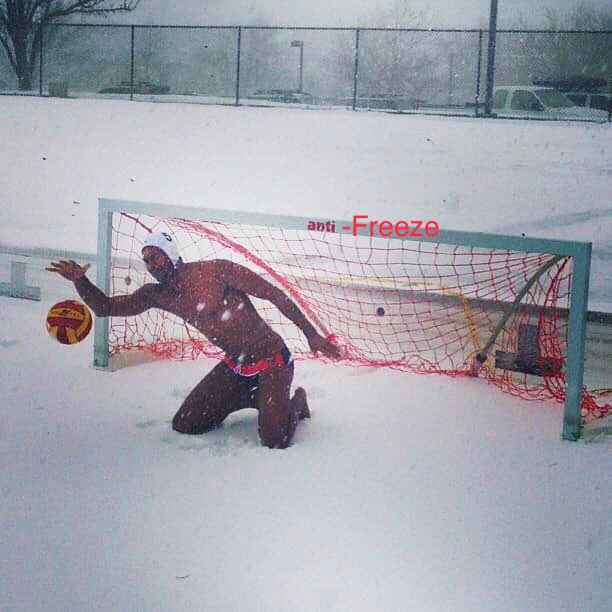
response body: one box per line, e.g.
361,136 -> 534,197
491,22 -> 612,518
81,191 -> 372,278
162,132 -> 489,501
564,91 -> 611,113
354,94 -> 426,110
491,86 -> 608,121
249,89 -> 313,104
98,80 -> 170,95
533,76 -> 607,92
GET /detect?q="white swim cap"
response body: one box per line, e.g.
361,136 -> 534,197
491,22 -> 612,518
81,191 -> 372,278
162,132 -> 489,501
142,231 -> 181,266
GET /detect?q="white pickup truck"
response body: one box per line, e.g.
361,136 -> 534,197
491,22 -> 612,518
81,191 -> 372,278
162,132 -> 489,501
491,86 -> 608,121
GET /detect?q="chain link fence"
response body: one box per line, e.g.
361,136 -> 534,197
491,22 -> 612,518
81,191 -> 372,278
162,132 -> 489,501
1,24 -> 610,121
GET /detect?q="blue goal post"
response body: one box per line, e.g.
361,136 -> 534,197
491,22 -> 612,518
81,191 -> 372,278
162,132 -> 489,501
95,197 -> 592,441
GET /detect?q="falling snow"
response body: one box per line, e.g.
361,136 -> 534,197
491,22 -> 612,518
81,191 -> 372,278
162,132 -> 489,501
1,95 -> 610,612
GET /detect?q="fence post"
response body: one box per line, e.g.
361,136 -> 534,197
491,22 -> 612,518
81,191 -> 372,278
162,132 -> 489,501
39,23 -> 44,96
475,30 -> 483,117
484,0 -> 498,115
352,28 -> 360,111
130,25 -> 135,101
235,26 -> 242,106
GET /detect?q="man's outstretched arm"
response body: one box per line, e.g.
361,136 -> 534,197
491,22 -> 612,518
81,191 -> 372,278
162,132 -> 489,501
216,260 -> 341,359
47,260 -> 153,317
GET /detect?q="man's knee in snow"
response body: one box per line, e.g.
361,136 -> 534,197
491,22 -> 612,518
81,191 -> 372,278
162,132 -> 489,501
172,409 -> 214,435
259,425 -> 291,449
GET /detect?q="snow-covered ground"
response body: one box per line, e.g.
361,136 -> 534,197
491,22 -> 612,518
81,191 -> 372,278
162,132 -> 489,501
1,97 -> 610,612
2,96 -> 610,309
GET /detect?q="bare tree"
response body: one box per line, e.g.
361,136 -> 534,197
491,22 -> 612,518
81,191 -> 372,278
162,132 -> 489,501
541,4 -> 612,87
545,3 -> 612,30
0,1 -> 140,90
358,1 -> 438,103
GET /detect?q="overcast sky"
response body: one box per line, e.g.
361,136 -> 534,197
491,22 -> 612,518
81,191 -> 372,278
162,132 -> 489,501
123,0 -> 611,28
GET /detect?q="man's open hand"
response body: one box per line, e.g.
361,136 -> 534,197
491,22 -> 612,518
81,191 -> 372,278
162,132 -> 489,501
307,333 -> 341,359
46,260 -> 91,281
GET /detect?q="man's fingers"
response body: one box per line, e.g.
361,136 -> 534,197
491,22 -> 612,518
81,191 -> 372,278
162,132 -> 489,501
308,335 -> 340,359
314,342 -> 340,360
46,260 -> 89,278
328,345 -> 341,359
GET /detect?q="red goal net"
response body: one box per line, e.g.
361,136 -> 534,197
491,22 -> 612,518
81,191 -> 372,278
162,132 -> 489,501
106,211 -> 610,423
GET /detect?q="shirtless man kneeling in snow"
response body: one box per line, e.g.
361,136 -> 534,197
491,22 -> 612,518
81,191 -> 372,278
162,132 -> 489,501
48,232 -> 340,449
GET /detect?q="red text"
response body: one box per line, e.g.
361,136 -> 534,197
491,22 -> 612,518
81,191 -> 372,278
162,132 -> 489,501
342,215 -> 439,238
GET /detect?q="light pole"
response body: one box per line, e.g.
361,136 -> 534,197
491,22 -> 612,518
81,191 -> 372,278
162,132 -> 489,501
484,0 -> 499,116
291,40 -> 304,92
